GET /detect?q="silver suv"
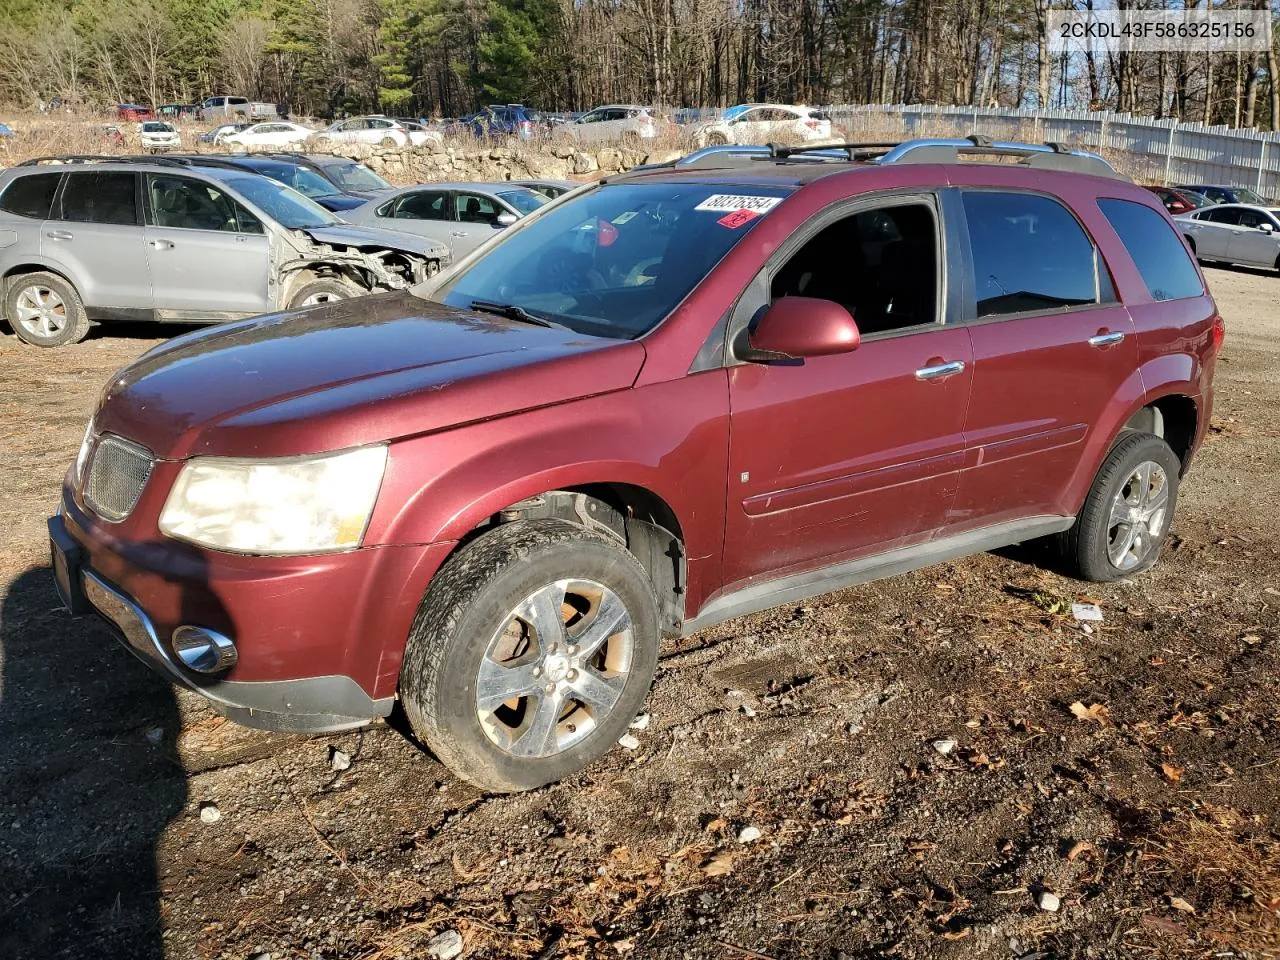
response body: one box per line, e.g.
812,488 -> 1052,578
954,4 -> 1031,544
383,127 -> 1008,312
0,157 -> 449,347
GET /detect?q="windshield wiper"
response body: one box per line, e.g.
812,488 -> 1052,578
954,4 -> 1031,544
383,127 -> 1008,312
468,299 -> 567,329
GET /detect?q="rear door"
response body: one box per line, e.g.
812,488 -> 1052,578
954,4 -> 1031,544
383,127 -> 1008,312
1186,208 -> 1235,258
722,192 -> 973,587
143,173 -> 269,317
47,170 -> 152,313
953,189 -> 1138,527
367,188 -> 453,246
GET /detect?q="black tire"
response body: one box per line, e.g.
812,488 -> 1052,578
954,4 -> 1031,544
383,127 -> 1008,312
1183,235 -> 1195,255
287,277 -> 358,309
399,518 -> 660,793
3,271 -> 91,347
1060,432 -> 1182,582
707,132 -> 729,146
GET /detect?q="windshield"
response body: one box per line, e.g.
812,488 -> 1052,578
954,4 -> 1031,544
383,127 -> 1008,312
258,164 -> 339,199
497,188 -> 548,216
324,161 -> 390,192
723,104 -> 753,121
142,122 -> 171,132
434,181 -> 791,339
225,176 -> 340,229
1236,187 -> 1268,205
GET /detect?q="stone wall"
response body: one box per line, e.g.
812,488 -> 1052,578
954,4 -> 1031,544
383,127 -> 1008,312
267,140 -> 686,186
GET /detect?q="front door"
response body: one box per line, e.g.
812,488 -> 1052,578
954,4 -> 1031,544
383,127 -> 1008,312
722,194 -> 973,588
1226,208 -> 1280,267
450,191 -> 509,257
143,173 -> 269,317
953,189 -> 1139,527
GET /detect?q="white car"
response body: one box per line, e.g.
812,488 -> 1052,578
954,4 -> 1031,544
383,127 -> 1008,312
555,105 -> 659,144
695,104 -> 832,146
139,121 -> 180,152
221,121 -> 316,148
1177,203 -> 1280,270
313,116 -> 442,149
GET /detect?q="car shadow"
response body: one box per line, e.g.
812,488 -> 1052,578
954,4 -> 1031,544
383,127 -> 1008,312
0,565 -> 188,959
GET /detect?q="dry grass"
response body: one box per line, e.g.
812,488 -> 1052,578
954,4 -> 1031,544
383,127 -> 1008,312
1141,803 -> 1280,956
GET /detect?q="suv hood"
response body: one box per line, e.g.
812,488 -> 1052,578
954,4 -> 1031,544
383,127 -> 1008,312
305,222 -> 448,260
94,292 -> 645,460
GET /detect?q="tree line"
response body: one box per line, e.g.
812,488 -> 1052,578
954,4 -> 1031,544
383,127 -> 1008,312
0,0 -> 1277,130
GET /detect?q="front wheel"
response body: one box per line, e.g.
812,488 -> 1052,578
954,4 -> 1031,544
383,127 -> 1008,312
399,519 -> 660,792
1061,432 -> 1182,581
287,277 -> 358,308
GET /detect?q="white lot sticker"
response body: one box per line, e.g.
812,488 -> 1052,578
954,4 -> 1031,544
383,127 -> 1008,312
694,194 -> 782,214
612,211 -> 638,224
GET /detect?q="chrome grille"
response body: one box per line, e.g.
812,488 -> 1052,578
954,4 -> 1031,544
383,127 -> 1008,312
83,435 -> 154,522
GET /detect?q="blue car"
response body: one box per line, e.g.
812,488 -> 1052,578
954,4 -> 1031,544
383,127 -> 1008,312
0,122 -> 14,138
467,104 -> 547,139
1177,183 -> 1273,206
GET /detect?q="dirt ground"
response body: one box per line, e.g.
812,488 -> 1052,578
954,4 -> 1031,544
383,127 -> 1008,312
0,267 -> 1277,960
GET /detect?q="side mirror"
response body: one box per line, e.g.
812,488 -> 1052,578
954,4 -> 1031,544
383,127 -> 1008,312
1259,222 -> 1275,233
495,212 -> 517,227
744,297 -> 860,362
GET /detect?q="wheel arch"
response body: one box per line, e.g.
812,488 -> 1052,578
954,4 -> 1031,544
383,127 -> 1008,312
2,261 -> 83,302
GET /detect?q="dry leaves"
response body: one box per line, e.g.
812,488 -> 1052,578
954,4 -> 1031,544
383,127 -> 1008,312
701,851 -> 734,877
1066,840 -> 1095,862
1161,763 -> 1184,783
1168,895 -> 1197,914
1069,701 -> 1111,726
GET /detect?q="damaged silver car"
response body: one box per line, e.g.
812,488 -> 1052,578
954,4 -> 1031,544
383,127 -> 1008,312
0,156 -> 449,347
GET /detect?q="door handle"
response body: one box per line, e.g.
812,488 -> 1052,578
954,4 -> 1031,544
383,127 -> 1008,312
148,239 -> 174,250
45,230 -> 74,241
1088,331 -> 1125,347
915,360 -> 966,381
450,231 -> 468,237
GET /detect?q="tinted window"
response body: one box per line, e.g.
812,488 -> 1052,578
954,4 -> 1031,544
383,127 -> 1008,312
325,161 -> 389,192
223,175 -> 338,229
1204,208 -> 1241,224
0,173 -> 62,219
963,191 -> 1099,317
1098,198 -> 1203,302
457,193 -> 500,223
385,190 -> 447,220
59,172 -> 138,225
147,175 -> 242,232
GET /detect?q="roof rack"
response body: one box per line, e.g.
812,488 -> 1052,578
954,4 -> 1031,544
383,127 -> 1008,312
654,135 -> 1124,179
16,154 -> 194,168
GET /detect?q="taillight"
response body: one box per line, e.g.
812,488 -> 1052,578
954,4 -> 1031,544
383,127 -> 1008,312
804,119 -> 821,129
519,120 -> 532,133
1210,313 -> 1225,354
640,115 -> 654,126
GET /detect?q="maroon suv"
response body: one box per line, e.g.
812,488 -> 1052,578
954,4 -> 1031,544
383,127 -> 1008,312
50,138 -> 1223,792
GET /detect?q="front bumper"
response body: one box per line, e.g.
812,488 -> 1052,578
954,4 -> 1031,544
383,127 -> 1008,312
49,494 -> 452,733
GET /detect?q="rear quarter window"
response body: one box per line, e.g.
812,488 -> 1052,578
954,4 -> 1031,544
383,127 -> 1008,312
0,173 -> 62,219
1098,198 -> 1204,301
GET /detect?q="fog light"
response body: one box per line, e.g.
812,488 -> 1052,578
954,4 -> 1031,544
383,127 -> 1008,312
171,626 -> 238,674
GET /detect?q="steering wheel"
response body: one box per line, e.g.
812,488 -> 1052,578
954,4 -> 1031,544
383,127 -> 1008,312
623,256 -> 662,287
539,249 -> 606,290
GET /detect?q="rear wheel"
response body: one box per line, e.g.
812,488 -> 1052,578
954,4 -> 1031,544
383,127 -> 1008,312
3,271 -> 91,347
399,519 -> 660,792
287,277 -> 359,308
1060,432 -> 1181,582
706,131 -> 729,146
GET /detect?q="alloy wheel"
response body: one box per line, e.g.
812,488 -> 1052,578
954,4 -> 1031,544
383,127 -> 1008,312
475,578 -> 634,758
1106,460 -> 1170,571
13,284 -> 68,339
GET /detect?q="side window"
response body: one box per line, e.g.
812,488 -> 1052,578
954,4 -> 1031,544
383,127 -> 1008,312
147,175 -> 239,232
769,201 -> 939,335
456,192 -> 499,224
1098,198 -> 1204,302
0,173 -> 62,219
1236,209 -> 1265,229
388,190 -> 448,220
1208,208 -> 1241,225
962,191 -> 1100,317
59,172 -> 138,226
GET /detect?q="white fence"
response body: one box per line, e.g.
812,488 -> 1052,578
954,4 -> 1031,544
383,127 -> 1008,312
823,104 -> 1280,194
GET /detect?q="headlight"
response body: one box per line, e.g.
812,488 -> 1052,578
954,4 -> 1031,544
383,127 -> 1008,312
74,420 -> 95,484
159,445 -> 387,555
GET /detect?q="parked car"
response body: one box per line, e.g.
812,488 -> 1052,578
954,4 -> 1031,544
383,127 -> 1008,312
1144,185 -> 1212,215
0,122 -> 14,139
694,103 -> 832,145
262,152 -> 395,201
467,104 -> 547,139
44,137 -> 1221,794
117,104 -> 153,122
509,178 -> 577,200
1176,183 -> 1273,206
158,104 -> 201,120
0,156 -> 448,347
199,122 -> 250,145
178,154 -> 377,213
101,125 -> 124,145
200,96 -> 287,121
343,182 -> 547,258
311,115 -> 442,149
138,121 -> 181,153
1176,203 -> 1280,270
555,105 -> 659,144
221,121 -> 316,148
